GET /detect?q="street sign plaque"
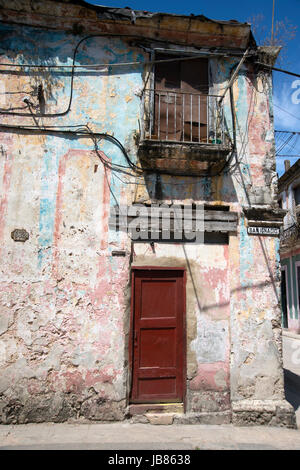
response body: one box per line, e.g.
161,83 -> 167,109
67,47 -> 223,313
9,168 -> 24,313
247,226 -> 280,236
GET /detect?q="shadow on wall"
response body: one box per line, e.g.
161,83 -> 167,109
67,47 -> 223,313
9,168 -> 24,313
284,368 -> 300,413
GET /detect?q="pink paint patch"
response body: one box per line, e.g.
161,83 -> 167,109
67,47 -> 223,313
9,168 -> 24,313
190,362 -> 229,391
48,369 -> 84,394
200,266 -> 230,319
99,151 -> 111,251
85,367 -> 115,387
52,150 -> 68,279
0,140 -> 13,253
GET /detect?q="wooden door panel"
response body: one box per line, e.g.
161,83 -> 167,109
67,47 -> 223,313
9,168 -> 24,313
138,377 -> 177,398
131,269 -> 185,403
139,328 -> 176,367
140,279 -> 177,318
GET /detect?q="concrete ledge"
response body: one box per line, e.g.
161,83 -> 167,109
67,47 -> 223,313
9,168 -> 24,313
130,410 -> 232,425
173,411 -> 232,425
232,399 -> 296,429
282,329 -> 300,339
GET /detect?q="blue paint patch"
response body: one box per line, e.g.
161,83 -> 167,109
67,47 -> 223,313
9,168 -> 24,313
241,163 -> 250,175
239,216 -> 254,289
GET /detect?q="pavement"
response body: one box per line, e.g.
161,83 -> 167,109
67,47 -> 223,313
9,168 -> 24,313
1,421 -> 300,450
0,330 -> 299,451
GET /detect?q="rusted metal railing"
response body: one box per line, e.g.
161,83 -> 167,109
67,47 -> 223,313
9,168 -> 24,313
280,223 -> 300,245
141,89 -> 226,144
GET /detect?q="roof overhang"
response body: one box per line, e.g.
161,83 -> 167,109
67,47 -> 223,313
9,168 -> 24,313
0,0 -> 256,51
278,159 -> 300,192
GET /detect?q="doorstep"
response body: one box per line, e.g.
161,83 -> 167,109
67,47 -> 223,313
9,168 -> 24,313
129,403 -> 184,416
128,403 -> 232,425
128,403 -> 184,425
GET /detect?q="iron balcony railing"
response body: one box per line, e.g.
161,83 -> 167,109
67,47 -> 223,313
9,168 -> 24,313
280,223 -> 300,245
140,89 -> 227,145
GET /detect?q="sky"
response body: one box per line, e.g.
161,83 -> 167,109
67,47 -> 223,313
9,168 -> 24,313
87,0 -> 300,176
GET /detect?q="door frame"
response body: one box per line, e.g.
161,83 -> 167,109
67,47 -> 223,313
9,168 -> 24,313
129,266 -> 187,407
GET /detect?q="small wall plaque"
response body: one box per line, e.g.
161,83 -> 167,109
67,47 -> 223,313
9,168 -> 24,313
247,226 -> 280,236
11,229 -> 29,242
111,250 -> 127,256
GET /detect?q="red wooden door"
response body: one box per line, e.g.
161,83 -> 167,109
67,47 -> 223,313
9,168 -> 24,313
130,268 -> 186,403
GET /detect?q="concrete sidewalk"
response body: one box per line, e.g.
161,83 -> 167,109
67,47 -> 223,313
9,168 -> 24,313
0,422 -> 300,450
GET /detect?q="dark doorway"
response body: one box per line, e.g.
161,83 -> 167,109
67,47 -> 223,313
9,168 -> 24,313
281,269 -> 288,329
154,54 -> 208,142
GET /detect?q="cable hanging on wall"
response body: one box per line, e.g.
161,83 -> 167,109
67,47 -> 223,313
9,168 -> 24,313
275,130 -> 300,158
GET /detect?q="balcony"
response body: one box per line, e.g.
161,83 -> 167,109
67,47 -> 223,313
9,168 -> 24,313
280,223 -> 300,248
138,89 -> 232,176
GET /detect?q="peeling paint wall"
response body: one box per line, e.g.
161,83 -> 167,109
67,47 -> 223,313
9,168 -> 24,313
0,4 -> 294,426
0,24 -> 145,423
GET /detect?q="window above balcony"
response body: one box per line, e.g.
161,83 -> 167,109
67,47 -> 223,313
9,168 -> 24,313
138,53 -> 232,176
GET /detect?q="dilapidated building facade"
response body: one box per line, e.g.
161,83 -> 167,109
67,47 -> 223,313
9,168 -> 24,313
0,0 -> 295,426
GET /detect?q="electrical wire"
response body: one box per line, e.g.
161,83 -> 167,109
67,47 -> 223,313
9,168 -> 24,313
275,129 -> 300,158
0,32 -> 242,179
0,121 -> 143,173
276,133 -> 294,154
82,123 -> 143,174
0,29 -> 242,180
0,121 -> 176,182
0,32 -> 240,117
256,62 -> 300,79
0,33 -> 137,117
0,118 -> 233,181
5,27 -> 297,201
273,103 -> 300,122
0,53 -> 239,70
275,130 -> 300,134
